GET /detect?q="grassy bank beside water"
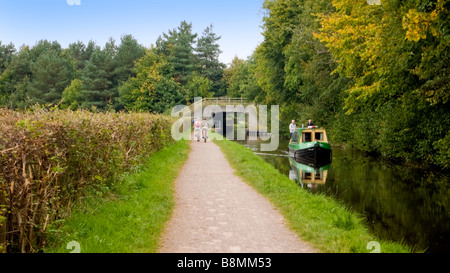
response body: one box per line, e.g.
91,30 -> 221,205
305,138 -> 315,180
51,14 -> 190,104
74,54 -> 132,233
213,135 -> 414,253
45,140 -> 190,253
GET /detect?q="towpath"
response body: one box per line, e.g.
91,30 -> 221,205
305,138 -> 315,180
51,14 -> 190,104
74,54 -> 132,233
159,139 -> 317,253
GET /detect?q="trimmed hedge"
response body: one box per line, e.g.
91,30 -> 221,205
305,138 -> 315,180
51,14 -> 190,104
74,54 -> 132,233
0,108 -> 174,252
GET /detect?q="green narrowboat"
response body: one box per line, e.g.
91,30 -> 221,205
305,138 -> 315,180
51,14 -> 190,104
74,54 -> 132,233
288,127 -> 332,163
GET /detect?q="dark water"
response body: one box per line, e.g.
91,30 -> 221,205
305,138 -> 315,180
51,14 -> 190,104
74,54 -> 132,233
235,138 -> 449,253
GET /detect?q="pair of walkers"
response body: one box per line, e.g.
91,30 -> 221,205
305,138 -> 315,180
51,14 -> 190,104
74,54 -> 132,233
193,118 -> 209,142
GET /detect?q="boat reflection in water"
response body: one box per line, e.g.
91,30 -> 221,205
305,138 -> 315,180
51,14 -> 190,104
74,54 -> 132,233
289,156 -> 331,189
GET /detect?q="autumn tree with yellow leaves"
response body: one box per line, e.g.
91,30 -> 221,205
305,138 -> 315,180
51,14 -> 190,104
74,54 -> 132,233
250,0 -> 449,168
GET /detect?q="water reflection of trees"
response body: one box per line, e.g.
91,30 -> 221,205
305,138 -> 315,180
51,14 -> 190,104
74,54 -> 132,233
326,148 -> 449,253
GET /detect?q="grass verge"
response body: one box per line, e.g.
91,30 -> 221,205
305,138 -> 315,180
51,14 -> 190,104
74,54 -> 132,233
44,139 -> 190,253
212,135 -> 414,253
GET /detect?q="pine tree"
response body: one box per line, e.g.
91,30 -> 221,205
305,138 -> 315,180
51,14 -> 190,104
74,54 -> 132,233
27,44 -> 74,106
195,25 -> 226,96
167,21 -> 198,85
0,46 -> 32,108
112,35 -> 146,109
66,40 -> 96,74
0,42 -> 17,105
80,46 -> 115,110
0,42 -> 16,74
114,35 -> 146,84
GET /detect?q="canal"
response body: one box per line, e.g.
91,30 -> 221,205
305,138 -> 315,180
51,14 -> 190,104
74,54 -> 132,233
235,137 -> 449,253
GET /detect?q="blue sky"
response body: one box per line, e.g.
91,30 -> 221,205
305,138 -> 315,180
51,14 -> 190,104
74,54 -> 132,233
0,0 -> 265,65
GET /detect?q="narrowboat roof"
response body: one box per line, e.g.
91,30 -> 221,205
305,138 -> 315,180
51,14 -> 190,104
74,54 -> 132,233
295,127 -> 326,132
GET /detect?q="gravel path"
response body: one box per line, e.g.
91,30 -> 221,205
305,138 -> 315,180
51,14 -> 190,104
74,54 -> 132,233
159,139 -> 317,253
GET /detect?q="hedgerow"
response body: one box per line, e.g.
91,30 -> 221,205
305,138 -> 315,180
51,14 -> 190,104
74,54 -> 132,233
0,108 -> 174,252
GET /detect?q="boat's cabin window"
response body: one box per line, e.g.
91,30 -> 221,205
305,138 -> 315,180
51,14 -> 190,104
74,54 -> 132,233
315,132 -> 323,141
303,172 -> 312,180
292,131 -> 299,143
303,132 -> 312,143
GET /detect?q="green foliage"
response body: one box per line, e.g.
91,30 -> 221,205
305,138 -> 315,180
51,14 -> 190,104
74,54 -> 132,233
162,21 -> 198,86
195,25 -> 227,96
62,79 -> 83,110
156,21 -> 226,99
113,35 -> 146,85
65,40 -> 96,74
433,132 -> 450,169
80,45 -> 115,110
224,55 -> 264,102
332,213 -> 357,231
184,71 -> 213,102
0,45 -> 32,108
27,45 -> 74,106
1,21 -> 227,113
119,49 -> 183,113
0,42 -> 15,74
254,0 -> 449,168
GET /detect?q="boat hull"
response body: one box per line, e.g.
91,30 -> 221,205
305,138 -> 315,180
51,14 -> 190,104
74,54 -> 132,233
289,145 -> 332,166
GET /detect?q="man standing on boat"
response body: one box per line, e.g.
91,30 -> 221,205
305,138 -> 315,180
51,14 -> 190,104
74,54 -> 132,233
307,119 -> 314,127
289,120 -> 297,139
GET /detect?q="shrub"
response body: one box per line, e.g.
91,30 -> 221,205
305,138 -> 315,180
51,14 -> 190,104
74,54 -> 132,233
0,107 -> 175,252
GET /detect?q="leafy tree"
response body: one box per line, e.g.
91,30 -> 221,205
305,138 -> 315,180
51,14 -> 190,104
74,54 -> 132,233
224,55 -> 263,101
61,79 -> 83,110
119,49 -> 183,113
255,0 -> 302,104
224,56 -> 245,97
312,0 -> 450,167
1,40 -> 75,108
184,71 -> 213,102
255,0 -> 348,136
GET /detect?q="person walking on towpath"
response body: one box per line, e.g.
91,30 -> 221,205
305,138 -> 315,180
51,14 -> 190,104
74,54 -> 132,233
193,118 -> 202,142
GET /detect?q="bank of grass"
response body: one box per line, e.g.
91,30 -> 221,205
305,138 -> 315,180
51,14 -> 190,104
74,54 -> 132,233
45,139 -> 190,253
212,135 -> 414,253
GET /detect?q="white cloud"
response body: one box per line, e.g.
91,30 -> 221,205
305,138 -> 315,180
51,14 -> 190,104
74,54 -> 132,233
67,0 -> 81,6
